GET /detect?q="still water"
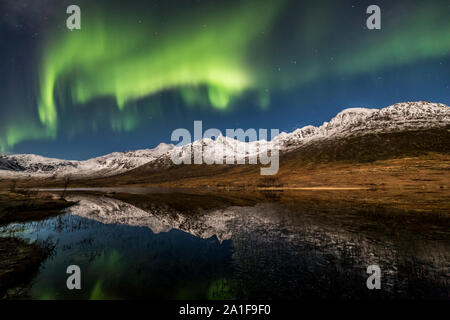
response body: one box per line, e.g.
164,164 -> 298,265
1,193 -> 449,299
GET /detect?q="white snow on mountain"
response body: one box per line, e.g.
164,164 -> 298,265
171,101 -> 449,163
0,142 -> 174,178
1,101 -> 448,178
275,101 -> 449,151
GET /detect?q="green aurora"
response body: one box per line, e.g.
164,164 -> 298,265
1,0 -> 449,153
38,1 -> 284,132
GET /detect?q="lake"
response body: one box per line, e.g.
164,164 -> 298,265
1,192 -> 449,299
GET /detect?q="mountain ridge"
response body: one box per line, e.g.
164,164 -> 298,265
1,101 -> 449,179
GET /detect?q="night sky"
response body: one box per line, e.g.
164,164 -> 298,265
1,0 -> 449,160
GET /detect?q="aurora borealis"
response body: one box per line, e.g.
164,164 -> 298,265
1,0 -> 449,159
38,0 -> 282,130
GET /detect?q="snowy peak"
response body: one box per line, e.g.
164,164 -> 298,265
1,101 -> 448,178
0,143 -> 175,177
327,107 -> 378,130
276,101 -> 449,150
153,101 -> 450,166
0,154 -> 78,173
86,142 -> 175,174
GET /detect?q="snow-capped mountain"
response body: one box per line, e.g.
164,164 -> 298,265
141,101 -> 450,169
0,143 -> 174,178
275,101 -> 449,151
1,101 -> 448,178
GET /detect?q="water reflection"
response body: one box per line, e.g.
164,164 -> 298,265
1,193 -> 449,299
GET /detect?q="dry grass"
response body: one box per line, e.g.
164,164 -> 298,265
98,153 -> 449,215
0,154 -> 448,215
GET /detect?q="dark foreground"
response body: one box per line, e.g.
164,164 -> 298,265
0,237 -> 49,298
0,191 -> 74,298
0,191 -> 73,225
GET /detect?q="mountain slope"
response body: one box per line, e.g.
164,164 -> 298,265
82,101 -> 449,183
276,101 -> 449,151
0,143 -> 174,178
0,101 -> 449,182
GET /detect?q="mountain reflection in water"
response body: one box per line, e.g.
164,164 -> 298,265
1,193 -> 449,299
